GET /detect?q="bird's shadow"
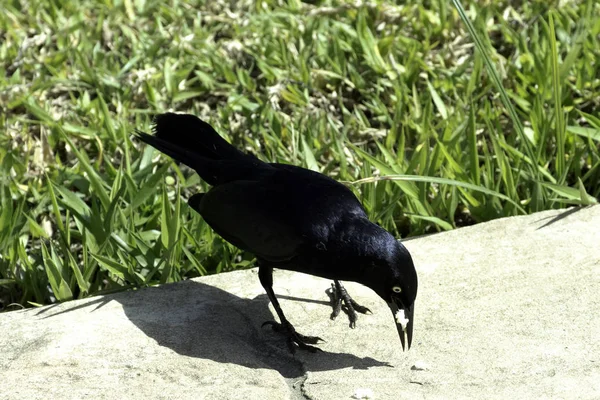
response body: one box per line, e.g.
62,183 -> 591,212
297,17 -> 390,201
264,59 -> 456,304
39,280 -> 391,378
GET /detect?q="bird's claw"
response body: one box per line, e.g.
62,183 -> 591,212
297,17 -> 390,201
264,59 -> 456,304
262,320 -> 324,354
329,282 -> 372,328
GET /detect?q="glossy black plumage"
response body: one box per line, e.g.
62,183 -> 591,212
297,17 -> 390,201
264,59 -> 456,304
136,113 -> 418,353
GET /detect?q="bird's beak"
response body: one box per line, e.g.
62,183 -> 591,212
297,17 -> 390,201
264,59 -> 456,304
388,299 -> 414,351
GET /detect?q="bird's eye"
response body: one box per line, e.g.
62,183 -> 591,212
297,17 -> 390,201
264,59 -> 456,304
392,286 -> 402,293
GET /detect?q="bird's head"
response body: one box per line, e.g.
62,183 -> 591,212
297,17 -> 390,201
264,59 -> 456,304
366,239 -> 418,351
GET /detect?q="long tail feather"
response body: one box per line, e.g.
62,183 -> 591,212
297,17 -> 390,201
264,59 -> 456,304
151,113 -> 247,161
134,113 -> 257,185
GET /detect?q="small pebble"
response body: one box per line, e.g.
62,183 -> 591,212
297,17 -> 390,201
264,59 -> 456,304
411,361 -> 429,371
352,388 -> 374,399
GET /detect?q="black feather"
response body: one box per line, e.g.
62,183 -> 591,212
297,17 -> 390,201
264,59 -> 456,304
151,113 -> 248,161
134,113 -> 258,185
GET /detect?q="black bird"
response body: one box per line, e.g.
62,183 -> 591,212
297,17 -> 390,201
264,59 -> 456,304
135,113 -> 418,353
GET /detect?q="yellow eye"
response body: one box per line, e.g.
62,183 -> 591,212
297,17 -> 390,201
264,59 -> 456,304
392,286 -> 402,293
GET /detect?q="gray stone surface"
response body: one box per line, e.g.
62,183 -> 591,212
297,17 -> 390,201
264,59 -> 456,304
1,206 -> 599,399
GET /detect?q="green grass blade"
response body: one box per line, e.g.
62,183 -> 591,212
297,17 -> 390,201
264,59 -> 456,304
549,13 -> 566,183
451,0 -> 537,179
539,181 -> 597,205
57,128 -> 111,209
41,242 -> 73,302
352,175 -> 526,213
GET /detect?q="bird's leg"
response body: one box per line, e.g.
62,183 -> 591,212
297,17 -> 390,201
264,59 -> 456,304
329,280 -> 372,328
258,265 -> 323,353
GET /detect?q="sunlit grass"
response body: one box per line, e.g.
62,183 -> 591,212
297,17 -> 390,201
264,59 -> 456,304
1,0 -> 599,309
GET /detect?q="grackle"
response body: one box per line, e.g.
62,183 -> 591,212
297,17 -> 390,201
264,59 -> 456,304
135,113 -> 418,353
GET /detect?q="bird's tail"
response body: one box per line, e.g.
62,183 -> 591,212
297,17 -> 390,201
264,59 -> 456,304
135,113 -> 253,185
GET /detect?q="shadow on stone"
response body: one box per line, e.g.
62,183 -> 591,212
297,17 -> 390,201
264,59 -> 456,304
39,280 -> 390,378
274,293 -> 331,307
535,205 -> 589,229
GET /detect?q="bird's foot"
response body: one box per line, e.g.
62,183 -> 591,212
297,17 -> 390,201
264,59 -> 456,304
262,320 -> 324,354
329,281 -> 372,328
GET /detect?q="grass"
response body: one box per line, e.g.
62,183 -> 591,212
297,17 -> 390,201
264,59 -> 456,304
1,0 -> 599,310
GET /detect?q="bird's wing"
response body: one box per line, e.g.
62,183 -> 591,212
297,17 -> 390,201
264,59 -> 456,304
188,165 -> 368,262
269,164 -> 368,228
188,179 -> 305,262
